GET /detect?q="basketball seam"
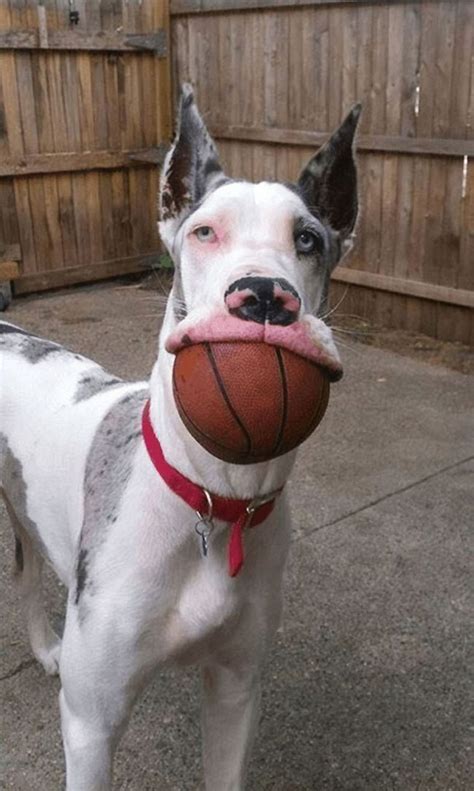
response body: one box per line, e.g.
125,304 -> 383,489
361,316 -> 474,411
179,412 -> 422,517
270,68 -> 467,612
272,348 -> 288,457
204,342 -> 252,458
173,379 -> 250,456
298,377 -> 329,446
309,375 -> 329,427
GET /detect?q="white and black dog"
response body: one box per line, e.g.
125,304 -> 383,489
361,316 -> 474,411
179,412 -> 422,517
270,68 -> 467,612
0,86 -> 360,790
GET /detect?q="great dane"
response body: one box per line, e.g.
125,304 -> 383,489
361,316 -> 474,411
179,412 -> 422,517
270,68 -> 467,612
0,85 -> 360,790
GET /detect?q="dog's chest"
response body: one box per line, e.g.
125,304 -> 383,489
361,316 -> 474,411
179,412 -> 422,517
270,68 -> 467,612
168,572 -> 241,663
135,549 -> 244,666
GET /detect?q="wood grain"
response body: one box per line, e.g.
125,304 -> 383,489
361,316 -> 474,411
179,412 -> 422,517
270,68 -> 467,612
13,252 -> 160,294
171,0 -> 474,343
0,29 -> 168,54
0,260 -> 20,280
333,268 -> 474,309
1,0 -> 171,294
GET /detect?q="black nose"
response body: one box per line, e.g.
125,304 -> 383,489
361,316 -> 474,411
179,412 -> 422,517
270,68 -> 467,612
225,277 -> 301,326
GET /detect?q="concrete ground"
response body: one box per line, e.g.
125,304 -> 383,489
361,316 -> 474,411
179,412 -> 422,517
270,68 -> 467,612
0,281 -> 472,790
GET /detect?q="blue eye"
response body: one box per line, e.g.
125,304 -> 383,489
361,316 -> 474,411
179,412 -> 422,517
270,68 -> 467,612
194,226 -> 216,242
295,230 -> 322,254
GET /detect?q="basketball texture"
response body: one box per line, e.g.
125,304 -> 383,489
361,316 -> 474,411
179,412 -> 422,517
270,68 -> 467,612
172,341 -> 330,464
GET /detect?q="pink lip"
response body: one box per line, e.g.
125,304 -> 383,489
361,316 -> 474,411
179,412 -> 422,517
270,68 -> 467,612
165,314 -> 343,382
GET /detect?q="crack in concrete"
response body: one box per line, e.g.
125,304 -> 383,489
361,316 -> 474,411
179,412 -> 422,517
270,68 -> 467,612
0,658 -> 35,681
297,455 -> 474,542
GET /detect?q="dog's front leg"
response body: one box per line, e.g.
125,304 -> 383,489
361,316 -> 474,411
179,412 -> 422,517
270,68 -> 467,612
58,606 -> 153,791
199,507 -> 289,791
59,686 -> 120,791
201,660 -> 262,791
59,662 -> 138,791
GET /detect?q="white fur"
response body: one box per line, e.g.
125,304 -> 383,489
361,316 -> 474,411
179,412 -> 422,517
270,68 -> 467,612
1,179 -> 342,791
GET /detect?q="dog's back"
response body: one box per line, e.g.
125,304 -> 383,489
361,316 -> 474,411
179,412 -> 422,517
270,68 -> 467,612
0,321 -> 143,583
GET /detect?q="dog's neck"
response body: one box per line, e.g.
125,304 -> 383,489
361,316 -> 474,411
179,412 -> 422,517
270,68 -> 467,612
147,297 -> 296,500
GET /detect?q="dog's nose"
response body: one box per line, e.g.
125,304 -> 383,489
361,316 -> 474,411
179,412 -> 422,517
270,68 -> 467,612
225,277 -> 301,326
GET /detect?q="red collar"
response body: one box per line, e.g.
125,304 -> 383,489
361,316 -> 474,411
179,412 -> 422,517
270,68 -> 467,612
141,400 -> 281,576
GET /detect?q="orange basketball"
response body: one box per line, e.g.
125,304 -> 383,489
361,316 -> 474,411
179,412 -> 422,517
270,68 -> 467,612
172,341 -> 330,464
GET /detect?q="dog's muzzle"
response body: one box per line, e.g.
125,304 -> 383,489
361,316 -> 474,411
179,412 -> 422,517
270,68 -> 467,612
225,277 -> 301,326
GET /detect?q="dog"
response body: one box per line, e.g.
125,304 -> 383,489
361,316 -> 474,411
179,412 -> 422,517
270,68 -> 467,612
0,85 -> 360,790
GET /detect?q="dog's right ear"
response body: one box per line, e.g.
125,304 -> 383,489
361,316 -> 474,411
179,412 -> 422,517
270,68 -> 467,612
297,104 -> 361,250
159,84 -> 225,231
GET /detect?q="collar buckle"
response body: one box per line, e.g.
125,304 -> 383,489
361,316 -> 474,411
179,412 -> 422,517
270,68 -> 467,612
246,489 -> 281,516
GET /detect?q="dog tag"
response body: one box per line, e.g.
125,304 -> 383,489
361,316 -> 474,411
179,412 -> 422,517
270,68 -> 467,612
194,518 -> 213,557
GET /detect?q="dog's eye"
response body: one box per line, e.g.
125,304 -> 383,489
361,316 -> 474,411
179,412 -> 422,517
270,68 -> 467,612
295,230 -> 322,255
194,226 -> 216,243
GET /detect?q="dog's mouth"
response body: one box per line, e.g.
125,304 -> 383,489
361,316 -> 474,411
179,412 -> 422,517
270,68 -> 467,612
165,312 -> 343,382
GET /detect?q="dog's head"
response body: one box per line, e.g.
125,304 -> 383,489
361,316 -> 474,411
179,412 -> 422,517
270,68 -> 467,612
159,85 -> 361,381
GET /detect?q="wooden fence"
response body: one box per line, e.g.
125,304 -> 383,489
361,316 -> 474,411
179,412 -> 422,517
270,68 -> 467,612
1,0 -> 472,345
171,0 -> 473,344
0,0 -> 171,294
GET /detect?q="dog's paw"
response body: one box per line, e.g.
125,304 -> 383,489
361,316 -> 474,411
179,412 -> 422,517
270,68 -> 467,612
35,639 -> 61,676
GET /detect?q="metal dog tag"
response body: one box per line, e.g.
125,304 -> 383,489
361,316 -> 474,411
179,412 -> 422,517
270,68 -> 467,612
195,488 -> 214,558
195,517 -> 213,557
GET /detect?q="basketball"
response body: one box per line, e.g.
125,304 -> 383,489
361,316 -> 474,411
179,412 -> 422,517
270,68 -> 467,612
172,341 -> 330,464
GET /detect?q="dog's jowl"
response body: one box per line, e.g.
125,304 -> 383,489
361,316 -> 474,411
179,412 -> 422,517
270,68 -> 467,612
0,86 -> 360,791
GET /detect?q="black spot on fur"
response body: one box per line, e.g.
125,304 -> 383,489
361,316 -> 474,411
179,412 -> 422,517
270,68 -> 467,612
203,158 -> 222,178
74,370 -> 123,403
75,548 -> 88,604
0,323 -> 36,337
124,430 -> 141,445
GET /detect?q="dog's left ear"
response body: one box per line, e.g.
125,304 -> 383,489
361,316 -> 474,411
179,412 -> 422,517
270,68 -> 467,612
298,104 -> 362,245
160,84 -> 225,226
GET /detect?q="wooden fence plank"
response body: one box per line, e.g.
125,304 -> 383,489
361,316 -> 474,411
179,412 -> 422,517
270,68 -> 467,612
0,29 -> 168,54
44,174 -> 66,269
0,54 -> 24,156
13,252 -> 160,294
209,126 -> 474,158
85,170 -> 104,265
433,0 -> 456,139
330,280 -> 474,345
459,161 -> 474,289
13,178 -> 37,274
171,0 -> 429,13
152,0 -> 172,141
451,0 -> 474,140
0,261 -> 20,280
370,3 -> 388,134
0,181 -> 20,248
56,172 -> 79,268
328,6 -> 343,129
0,147 -> 167,177
0,243 -> 21,262
333,268 -> 474,309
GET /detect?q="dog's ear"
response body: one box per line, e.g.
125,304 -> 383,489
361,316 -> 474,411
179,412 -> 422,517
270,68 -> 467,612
160,84 -> 225,225
298,104 -> 361,244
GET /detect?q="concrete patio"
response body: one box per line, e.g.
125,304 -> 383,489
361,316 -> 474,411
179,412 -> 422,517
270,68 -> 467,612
0,282 -> 472,790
